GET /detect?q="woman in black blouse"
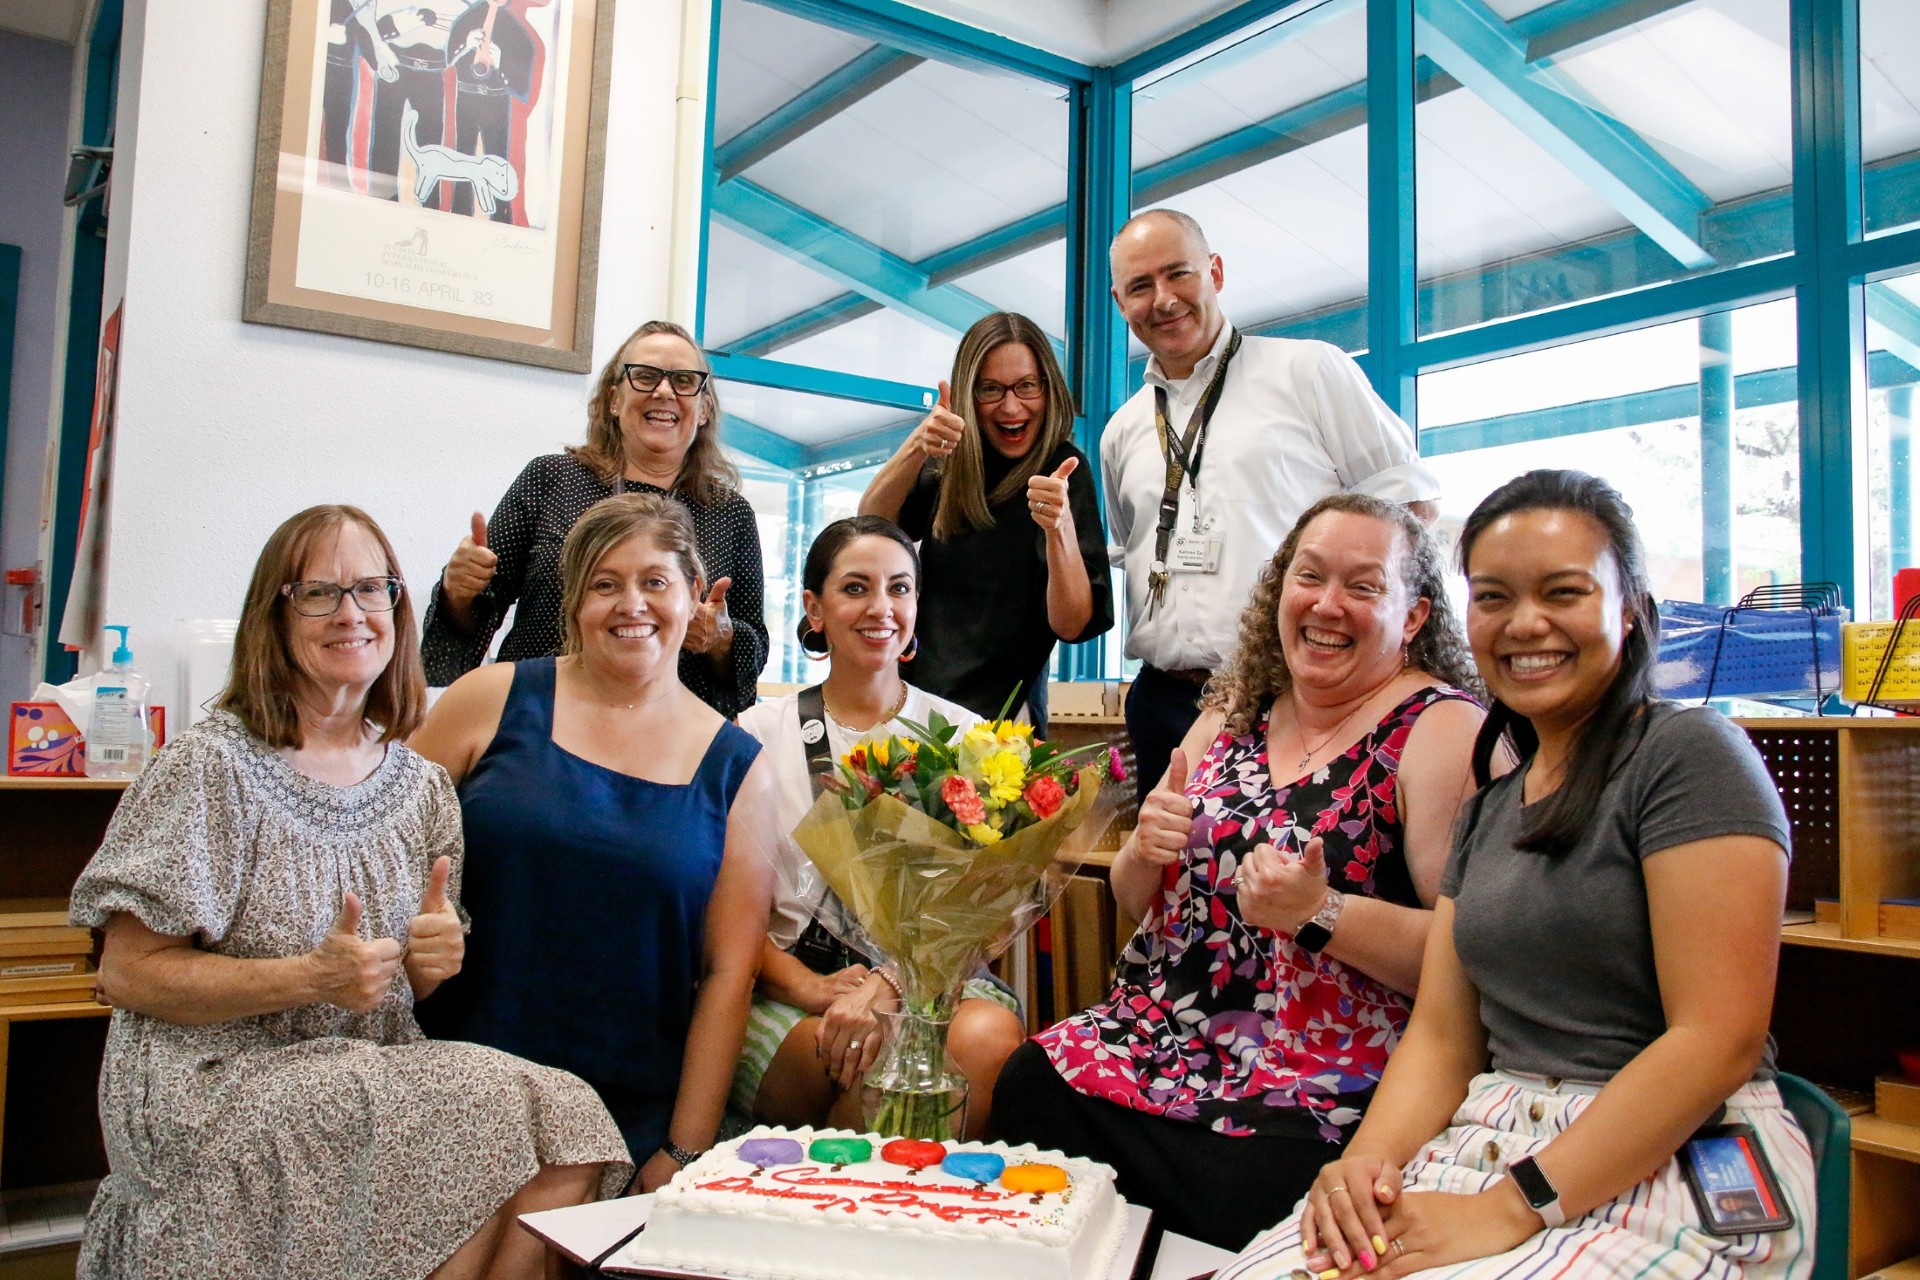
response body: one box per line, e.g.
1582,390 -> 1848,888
859,311 -> 1112,731
422,320 -> 769,716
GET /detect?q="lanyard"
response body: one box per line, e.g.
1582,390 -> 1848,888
796,684 -> 833,798
1147,329 -> 1242,616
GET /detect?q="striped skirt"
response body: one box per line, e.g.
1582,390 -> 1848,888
1217,1071 -> 1815,1280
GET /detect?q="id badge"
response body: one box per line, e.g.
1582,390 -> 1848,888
1678,1124 -> 1795,1235
1169,532 -> 1221,574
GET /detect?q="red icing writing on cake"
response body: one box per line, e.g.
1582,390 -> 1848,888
766,1166 -> 1020,1204
696,1172 -> 1037,1225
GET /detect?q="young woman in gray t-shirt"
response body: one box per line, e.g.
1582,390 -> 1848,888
1219,469 -> 1814,1280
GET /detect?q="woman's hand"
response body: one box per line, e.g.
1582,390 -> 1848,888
801,963 -> 871,1016
1026,457 -> 1079,536
1301,1153 -> 1402,1273
908,382 -> 966,462
1132,748 -> 1196,868
1237,836 -> 1331,936
684,577 -> 735,656
404,856 -> 464,993
816,973 -> 901,1090
308,892 -> 404,1013
440,511 -> 498,609
640,1148 -> 685,1193
1356,1188 -> 1540,1279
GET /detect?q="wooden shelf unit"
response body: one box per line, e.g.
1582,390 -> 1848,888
1733,717 -> 1920,1278
0,777 -> 124,1196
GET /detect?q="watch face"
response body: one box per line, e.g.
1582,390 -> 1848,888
1510,1157 -> 1557,1209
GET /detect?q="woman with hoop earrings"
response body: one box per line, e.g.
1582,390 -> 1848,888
731,517 -> 1026,1139
860,312 -> 1111,731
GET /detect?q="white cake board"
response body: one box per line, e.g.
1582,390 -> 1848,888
520,1195 -> 1151,1278
1149,1232 -> 1234,1280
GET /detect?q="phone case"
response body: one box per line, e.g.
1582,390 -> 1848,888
1677,1124 -> 1795,1236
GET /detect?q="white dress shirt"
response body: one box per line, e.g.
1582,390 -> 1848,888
737,685 -> 981,949
1100,324 -> 1439,672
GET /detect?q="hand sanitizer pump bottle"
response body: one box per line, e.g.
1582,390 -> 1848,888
86,625 -> 149,779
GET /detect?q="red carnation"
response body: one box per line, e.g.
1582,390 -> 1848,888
1023,774 -> 1066,819
941,775 -> 987,825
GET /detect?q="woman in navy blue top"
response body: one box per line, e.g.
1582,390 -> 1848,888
413,493 -> 776,1193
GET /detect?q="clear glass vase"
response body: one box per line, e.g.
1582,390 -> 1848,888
860,1005 -> 968,1141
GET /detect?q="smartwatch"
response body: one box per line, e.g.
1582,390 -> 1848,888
1508,1155 -> 1567,1227
1294,889 -> 1345,953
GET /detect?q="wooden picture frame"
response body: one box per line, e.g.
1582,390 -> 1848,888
243,0 -> 613,371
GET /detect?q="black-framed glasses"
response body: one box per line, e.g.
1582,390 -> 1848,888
974,377 -> 1045,405
280,577 -> 404,617
622,363 -> 710,396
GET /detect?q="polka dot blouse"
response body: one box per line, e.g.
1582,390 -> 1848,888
420,453 -> 769,717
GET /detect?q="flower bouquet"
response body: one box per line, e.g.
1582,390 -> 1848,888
787,699 -> 1119,1140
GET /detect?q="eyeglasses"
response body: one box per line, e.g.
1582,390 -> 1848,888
622,364 -> 710,396
974,378 -> 1045,405
280,577 -> 404,617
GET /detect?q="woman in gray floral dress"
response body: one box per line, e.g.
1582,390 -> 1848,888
68,505 -> 631,1280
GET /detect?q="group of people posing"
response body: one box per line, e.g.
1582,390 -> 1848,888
68,208 -> 1815,1280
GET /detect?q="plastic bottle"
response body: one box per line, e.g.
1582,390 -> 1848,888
86,625 -> 150,779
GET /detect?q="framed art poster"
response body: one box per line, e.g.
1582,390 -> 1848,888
244,0 -> 613,371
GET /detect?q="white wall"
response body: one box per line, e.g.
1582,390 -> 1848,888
0,31 -> 75,703
92,0 -> 679,721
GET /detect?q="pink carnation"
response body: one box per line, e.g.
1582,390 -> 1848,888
1107,745 -> 1128,782
941,775 -> 987,825
1023,774 -> 1066,819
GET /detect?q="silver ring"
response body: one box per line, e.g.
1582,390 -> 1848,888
1327,1185 -> 1350,1196
1392,1239 -> 1405,1258
848,1039 -> 862,1051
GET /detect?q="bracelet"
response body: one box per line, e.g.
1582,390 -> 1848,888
873,967 -> 903,1000
662,1140 -> 705,1168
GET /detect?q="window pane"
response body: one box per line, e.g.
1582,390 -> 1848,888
1129,0 -> 1368,357
1416,1 -> 1792,337
1865,272 -> 1920,618
703,0 -> 1070,388
1420,299 -> 1802,607
1861,0 -> 1920,239
729,453 -> 802,684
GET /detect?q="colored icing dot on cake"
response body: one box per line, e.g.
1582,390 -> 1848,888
1000,1163 -> 1069,1195
880,1138 -> 947,1170
808,1137 -> 873,1166
737,1137 -> 804,1168
941,1152 -> 1006,1184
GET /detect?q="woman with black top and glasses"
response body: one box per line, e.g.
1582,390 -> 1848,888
421,319 -> 769,717
732,517 -> 1026,1141
1220,470 -> 1814,1280
859,312 -> 1112,731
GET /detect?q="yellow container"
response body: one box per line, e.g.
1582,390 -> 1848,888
1842,621 -> 1920,705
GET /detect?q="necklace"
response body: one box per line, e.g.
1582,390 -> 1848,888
1287,694 -> 1371,772
824,682 -> 909,733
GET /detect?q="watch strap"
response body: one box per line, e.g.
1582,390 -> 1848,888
1508,1155 -> 1567,1228
1295,888 -> 1345,953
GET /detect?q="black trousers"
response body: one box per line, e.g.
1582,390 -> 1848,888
990,1040 -> 1342,1252
1124,664 -> 1207,806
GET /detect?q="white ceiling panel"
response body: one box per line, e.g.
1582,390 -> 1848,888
702,222 -> 854,351
720,380 -> 916,447
714,3 -> 873,147
771,307 -> 959,391
1862,0 -> 1920,167
948,240 -> 1069,338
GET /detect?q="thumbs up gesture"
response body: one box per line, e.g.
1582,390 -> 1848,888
1132,747 -> 1196,868
1026,455 -> 1079,535
441,510 -> 498,608
404,856 -> 465,991
909,381 -> 966,462
309,891 -> 405,1013
1237,835 -> 1333,937
684,576 -> 736,656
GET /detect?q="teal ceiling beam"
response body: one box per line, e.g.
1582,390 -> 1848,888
724,413 -> 807,470
1519,0 -> 1692,62
724,294 -> 880,357
747,0 -> 1090,86
708,349 -> 935,411
1866,286 -> 1920,372
1129,0 -> 1360,101
801,421 -> 917,472
710,178 -> 1003,338
1415,0 -> 1712,269
716,47 -> 925,181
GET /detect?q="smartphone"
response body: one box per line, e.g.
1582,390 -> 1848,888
1677,1124 -> 1795,1236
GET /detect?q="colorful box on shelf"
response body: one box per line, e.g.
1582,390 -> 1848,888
1655,599 -> 1844,701
1875,1074 -> 1920,1127
1843,622 -> 1920,707
8,701 -> 165,776
1880,898 -> 1920,941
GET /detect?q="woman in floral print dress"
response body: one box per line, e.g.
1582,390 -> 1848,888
993,494 -> 1487,1250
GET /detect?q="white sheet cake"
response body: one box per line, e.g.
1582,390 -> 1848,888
613,1125 -> 1126,1280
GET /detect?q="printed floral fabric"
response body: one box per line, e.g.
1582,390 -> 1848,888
1035,687 -> 1476,1141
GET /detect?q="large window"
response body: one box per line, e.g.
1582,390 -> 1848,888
1865,270 -> 1920,617
1861,0 -> 1920,239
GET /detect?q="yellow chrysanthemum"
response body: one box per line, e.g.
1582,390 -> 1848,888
869,737 -> 891,768
965,822 -> 1003,846
979,749 -> 1026,806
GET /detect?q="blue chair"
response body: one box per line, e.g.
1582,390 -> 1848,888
1775,1072 -> 1850,1280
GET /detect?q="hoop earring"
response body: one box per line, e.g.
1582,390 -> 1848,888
802,628 -> 831,661
899,636 -> 919,663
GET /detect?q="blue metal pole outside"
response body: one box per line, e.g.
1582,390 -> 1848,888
695,0 -> 724,344
1366,0 -> 1417,424
1789,0 -> 1864,607
1699,310 -> 1734,603
1891,384 -> 1914,578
